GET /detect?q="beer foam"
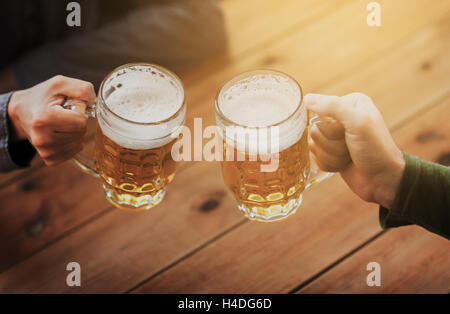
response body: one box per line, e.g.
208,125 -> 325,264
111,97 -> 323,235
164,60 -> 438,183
103,65 -> 183,123
98,65 -> 185,150
217,73 -> 306,153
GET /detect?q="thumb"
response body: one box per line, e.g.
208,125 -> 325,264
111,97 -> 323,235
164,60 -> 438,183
304,93 -> 373,130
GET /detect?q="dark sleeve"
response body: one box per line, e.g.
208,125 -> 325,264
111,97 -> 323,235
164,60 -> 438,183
0,92 -> 36,172
379,152 -> 450,239
13,0 -> 227,89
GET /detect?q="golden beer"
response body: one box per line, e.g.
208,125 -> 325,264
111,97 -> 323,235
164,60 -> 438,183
221,129 -> 310,220
216,69 -> 329,222
95,127 -> 179,210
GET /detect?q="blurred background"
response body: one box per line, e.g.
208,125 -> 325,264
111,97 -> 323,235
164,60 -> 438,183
0,0 -> 448,293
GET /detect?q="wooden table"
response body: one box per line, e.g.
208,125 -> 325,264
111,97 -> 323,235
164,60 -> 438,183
0,0 -> 449,293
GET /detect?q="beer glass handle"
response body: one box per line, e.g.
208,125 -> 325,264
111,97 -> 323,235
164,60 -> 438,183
305,113 -> 334,189
62,99 -> 100,178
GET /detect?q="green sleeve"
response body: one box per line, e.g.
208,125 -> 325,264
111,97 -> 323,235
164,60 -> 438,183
379,152 -> 450,240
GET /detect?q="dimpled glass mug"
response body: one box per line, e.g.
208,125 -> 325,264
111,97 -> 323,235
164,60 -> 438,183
215,69 -> 333,222
64,63 -> 186,211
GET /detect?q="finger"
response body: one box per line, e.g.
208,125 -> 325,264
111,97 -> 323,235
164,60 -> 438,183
308,140 -> 351,172
38,140 -> 83,159
47,75 -> 96,105
36,131 -> 86,148
40,143 -> 84,166
305,93 -> 369,128
310,124 -> 349,157
315,119 -> 345,140
44,148 -> 82,166
48,104 -> 88,133
304,93 -> 341,119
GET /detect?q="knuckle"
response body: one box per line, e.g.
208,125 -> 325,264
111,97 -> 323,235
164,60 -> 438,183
31,136 -> 49,148
321,166 -> 335,172
40,152 -> 52,160
358,188 -> 375,203
44,159 -> 59,167
319,162 -> 339,172
348,92 -> 372,103
81,82 -> 94,93
31,116 -> 48,129
71,81 -> 94,100
49,75 -> 66,88
40,153 -> 56,165
342,93 -> 373,110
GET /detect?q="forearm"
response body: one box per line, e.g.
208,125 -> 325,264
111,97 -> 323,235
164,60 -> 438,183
380,153 -> 450,239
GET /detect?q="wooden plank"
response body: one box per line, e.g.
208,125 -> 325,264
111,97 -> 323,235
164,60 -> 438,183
0,0 -> 334,269
1,68 -> 448,293
0,158 -> 43,189
181,0 -> 339,84
184,0 -> 450,105
319,18 -> 450,129
175,2 -> 450,164
0,0 -> 449,292
0,162 -> 242,293
132,98 -> 450,294
223,0 -> 337,58
181,0 -> 450,133
0,139 -> 112,271
299,227 -> 450,293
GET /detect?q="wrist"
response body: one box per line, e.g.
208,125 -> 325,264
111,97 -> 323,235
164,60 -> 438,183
7,91 -> 28,141
373,150 -> 405,209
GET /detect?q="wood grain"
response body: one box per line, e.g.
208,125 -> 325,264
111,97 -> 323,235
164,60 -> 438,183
299,226 -> 450,293
132,99 -> 450,294
0,0 -> 334,271
1,0 -> 444,276
0,162 -> 241,293
0,0 -> 448,293
0,139 -> 111,272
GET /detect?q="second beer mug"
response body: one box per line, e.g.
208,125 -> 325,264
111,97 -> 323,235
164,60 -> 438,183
215,69 -> 332,222
64,63 -> 186,211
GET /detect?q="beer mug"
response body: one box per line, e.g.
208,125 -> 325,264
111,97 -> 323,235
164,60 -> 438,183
215,69 -> 332,222
64,63 -> 186,211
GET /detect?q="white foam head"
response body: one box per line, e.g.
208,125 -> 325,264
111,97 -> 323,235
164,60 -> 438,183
217,72 -> 306,154
97,64 -> 185,150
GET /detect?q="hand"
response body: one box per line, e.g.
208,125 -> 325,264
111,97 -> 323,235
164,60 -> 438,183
304,93 -> 405,209
7,75 -> 95,166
